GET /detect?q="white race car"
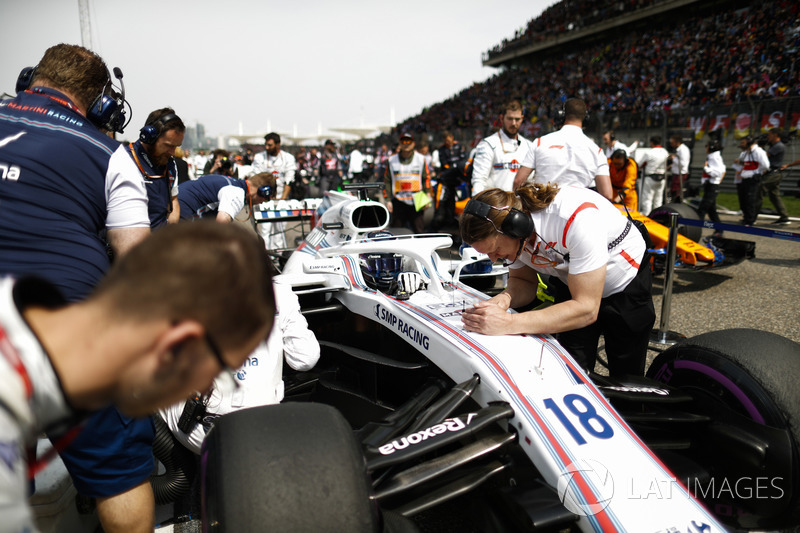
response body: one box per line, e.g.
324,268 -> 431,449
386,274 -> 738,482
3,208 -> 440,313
199,187 -> 800,533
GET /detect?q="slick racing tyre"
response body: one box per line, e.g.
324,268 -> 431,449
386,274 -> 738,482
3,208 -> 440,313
647,329 -> 800,531
649,202 -> 702,243
201,403 -> 378,533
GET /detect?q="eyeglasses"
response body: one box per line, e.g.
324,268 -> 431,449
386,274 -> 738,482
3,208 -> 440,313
400,138 -> 413,144
204,331 -> 240,393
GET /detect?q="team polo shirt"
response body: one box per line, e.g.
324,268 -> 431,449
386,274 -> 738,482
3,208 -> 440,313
509,186 -> 645,298
0,88 -> 148,301
126,140 -> 179,228
523,125 -> 609,188
178,174 -> 248,219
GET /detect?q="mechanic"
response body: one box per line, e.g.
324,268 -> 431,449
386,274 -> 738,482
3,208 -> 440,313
756,128 -> 790,226
601,130 -> 629,160
608,148 -> 638,211
382,133 -> 433,234
178,172 -> 276,223
161,277 -> 319,454
431,131 -> 468,231
638,136 -> 670,215
0,222 -> 275,533
733,135 -> 770,226
696,139 -> 726,233
471,99 -> 534,196
319,139 -> 344,194
0,44 -> 157,533
512,98 -> 612,201
667,134 -> 691,203
126,107 -> 186,228
250,132 -> 297,249
460,184 -> 655,377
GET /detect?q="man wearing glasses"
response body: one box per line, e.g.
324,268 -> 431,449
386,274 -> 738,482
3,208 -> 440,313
0,222 -> 275,533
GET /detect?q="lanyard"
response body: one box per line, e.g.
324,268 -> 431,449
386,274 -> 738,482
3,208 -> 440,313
497,131 -> 519,154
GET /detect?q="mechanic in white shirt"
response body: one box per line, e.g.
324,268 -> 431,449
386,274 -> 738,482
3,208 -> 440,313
638,136 -> 671,215
348,145 -> 367,182
161,279 -> 320,454
602,130 -> 629,159
471,99 -> 534,195
513,98 -> 612,201
668,134 -> 691,202
734,135 -> 770,226
460,183 -> 654,377
251,133 -> 298,250
696,138 -> 726,228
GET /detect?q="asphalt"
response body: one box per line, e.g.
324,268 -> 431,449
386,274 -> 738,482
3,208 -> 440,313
639,211 -> 800,372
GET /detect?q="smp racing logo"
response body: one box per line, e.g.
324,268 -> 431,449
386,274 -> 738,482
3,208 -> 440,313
374,303 -> 430,350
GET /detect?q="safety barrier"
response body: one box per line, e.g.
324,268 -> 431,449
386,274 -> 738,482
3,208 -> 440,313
651,213 -> 800,347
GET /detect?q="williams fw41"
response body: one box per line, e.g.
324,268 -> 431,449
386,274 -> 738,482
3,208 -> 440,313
201,187 -> 800,533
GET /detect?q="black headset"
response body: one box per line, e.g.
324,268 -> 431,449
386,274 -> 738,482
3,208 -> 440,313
556,99 -> 590,128
463,199 -> 534,240
16,65 -> 128,133
139,112 -> 180,144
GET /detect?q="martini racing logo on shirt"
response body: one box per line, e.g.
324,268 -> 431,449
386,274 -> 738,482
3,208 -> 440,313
374,303 -> 430,350
492,159 -> 521,172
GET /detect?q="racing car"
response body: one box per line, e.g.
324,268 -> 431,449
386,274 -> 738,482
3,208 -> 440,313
197,187 -> 799,532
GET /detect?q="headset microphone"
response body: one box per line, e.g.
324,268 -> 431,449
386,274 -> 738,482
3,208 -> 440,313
503,238 -> 526,267
87,66 -> 129,134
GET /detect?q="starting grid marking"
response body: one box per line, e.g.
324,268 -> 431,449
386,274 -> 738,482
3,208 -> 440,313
678,218 -> 800,243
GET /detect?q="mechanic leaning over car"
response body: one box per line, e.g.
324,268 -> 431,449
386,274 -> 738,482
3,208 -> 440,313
460,183 -> 655,377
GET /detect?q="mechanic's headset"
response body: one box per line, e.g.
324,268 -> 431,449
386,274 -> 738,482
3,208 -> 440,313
463,198 -> 534,240
139,113 -> 180,144
257,185 -> 273,200
16,65 -> 128,133
555,100 -> 590,127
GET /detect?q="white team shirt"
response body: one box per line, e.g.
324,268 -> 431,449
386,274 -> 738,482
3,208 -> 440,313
161,280 -> 319,454
509,186 -> 645,298
522,125 -> 609,188
251,150 -> 297,198
641,146 -> 670,176
701,152 -> 726,185
670,143 -> 691,175
471,129 -> 533,194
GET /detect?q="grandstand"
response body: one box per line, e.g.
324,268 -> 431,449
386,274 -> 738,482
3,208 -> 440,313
394,0 -> 800,195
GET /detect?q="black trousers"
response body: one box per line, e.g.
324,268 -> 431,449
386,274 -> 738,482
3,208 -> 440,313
737,176 -> 761,225
696,182 -> 721,223
550,261 -> 655,377
391,198 -> 425,233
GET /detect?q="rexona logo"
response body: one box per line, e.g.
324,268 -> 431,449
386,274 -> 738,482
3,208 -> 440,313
374,303 -> 430,349
557,459 -> 614,516
378,413 -> 476,455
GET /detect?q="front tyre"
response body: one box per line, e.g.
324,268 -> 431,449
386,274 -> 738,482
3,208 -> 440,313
201,403 -> 378,533
647,329 -> 800,531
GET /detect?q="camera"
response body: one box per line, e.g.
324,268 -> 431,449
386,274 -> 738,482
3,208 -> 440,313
218,157 -> 234,174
